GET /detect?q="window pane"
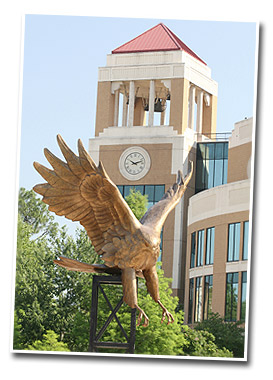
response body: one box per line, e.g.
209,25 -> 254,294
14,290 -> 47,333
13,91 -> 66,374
214,159 -> 223,186
144,185 -> 155,202
228,223 -> 240,262
124,185 -> 132,198
241,272 -> 247,321
224,142 -> 229,159
228,224 -> 234,261
207,160 -> 215,189
223,159 -> 228,184
211,227 -> 215,264
135,185 -> 144,194
155,185 -> 165,202
206,228 -> 211,265
206,227 -> 215,265
225,272 -> 239,321
207,143 -> 215,160
215,143 -> 224,159
188,278 -> 194,324
190,232 -> 196,268
243,221 -> 249,260
197,230 -> 204,266
234,223 -> 240,261
195,277 -> 203,322
197,144 -> 206,159
232,282 -> 239,321
203,275 -> 213,320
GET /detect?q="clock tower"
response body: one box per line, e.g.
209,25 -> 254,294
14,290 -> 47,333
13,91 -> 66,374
89,23 -> 218,302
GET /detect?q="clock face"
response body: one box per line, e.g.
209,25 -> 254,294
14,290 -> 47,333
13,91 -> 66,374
124,152 -> 145,175
119,147 -> 151,180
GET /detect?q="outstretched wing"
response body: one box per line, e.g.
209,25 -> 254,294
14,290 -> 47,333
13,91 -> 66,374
140,161 -> 193,234
33,135 -> 141,265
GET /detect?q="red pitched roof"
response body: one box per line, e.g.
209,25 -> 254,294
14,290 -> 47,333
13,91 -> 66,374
112,23 -> 206,65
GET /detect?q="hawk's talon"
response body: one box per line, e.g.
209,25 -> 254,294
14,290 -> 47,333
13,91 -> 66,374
136,305 -> 149,327
158,300 -> 175,325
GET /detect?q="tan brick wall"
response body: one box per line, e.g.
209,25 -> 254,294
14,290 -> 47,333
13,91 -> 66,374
227,142 -> 252,183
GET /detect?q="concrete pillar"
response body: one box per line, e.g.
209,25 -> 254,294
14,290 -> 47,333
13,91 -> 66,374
148,80 -> 155,127
169,78 -> 189,134
188,85 -> 196,130
196,89 -> 204,134
128,81 -> 135,127
95,81 -> 115,136
122,93 -> 128,126
202,94 -> 217,137
113,89 -> 120,127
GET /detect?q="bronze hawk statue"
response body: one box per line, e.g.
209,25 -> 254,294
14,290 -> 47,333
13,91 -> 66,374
33,135 -> 193,327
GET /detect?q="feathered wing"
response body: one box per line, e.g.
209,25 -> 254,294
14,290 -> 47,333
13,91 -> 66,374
140,161 -> 193,234
33,135 -> 141,268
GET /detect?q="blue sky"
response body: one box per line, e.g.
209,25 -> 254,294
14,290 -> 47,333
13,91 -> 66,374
19,15 -> 257,232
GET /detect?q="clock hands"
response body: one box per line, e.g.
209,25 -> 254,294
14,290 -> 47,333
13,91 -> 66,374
128,159 -> 144,166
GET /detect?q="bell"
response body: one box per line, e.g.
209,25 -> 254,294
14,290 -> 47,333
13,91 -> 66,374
143,98 -> 167,113
154,99 -> 167,113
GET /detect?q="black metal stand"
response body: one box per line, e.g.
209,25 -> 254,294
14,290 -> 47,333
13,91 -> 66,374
88,275 -> 137,354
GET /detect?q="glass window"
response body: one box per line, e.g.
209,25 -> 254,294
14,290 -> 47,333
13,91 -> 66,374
135,185 -> 144,194
225,272 -> 239,321
190,232 -> 196,268
188,278 -> 194,324
195,142 -> 228,193
241,272 -> 247,321
243,221 -> 249,260
214,160 -> 224,187
207,143 -> 215,160
154,185 -> 165,202
197,230 -> 204,267
223,159 -> 228,183
118,184 -> 165,207
144,185 -> 155,202
124,185 -> 131,198
224,143 -> 229,159
196,160 -> 205,191
228,223 -> 240,262
205,227 -> 215,265
203,275 -> 213,320
215,142 -> 224,159
194,277 -> 203,322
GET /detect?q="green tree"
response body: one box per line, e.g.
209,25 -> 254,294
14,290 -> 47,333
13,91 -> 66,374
181,326 -> 232,357
125,188 -> 148,220
15,188 -> 96,348
14,187 -> 234,358
18,187 -> 58,236
27,330 -> 70,351
194,312 -> 245,357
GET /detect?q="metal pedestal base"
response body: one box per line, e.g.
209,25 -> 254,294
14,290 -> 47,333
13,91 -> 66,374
88,275 -> 137,354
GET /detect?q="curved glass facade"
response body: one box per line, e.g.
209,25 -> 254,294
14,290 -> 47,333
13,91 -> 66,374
195,142 -> 228,193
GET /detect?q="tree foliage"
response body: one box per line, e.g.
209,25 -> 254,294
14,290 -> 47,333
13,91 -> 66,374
125,188 -> 148,220
194,312 -> 245,358
27,330 -> 70,352
14,187 -> 233,358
